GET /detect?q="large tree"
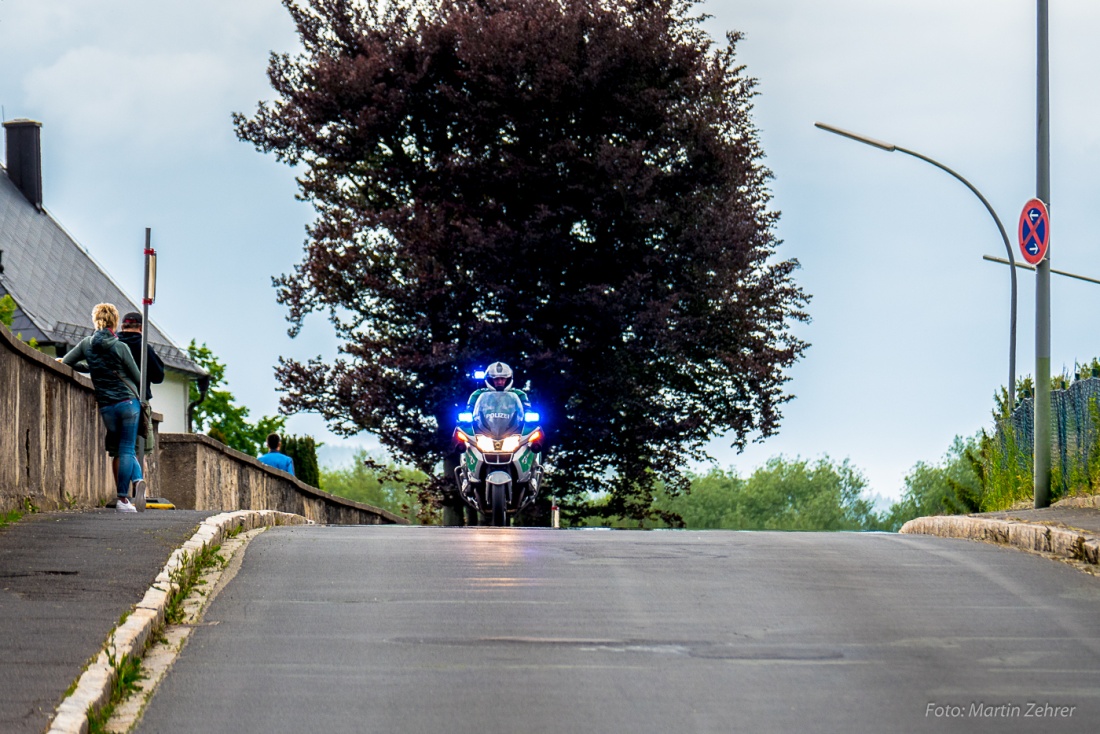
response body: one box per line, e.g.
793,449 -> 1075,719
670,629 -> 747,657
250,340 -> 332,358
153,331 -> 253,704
236,0 -> 809,520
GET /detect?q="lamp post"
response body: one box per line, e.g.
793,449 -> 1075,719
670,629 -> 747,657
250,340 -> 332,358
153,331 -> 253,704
813,122 -> 1018,411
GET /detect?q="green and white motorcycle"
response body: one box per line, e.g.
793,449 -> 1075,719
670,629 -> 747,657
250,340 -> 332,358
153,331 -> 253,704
453,391 -> 544,526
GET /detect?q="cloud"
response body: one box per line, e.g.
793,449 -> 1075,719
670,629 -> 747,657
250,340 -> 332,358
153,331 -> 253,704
23,46 -> 243,155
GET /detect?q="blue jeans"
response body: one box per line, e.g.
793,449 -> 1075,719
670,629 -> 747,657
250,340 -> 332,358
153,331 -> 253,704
99,399 -> 142,498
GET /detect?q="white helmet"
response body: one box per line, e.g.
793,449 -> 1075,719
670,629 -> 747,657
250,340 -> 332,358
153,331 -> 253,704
485,362 -> 513,391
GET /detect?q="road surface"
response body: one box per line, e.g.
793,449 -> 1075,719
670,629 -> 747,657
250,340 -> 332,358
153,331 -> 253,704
136,527 -> 1100,733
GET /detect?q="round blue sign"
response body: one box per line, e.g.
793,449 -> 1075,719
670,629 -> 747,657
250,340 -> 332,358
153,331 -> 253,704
1018,198 -> 1050,265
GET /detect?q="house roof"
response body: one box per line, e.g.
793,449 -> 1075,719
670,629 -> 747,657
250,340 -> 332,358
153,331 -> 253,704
0,166 -> 205,377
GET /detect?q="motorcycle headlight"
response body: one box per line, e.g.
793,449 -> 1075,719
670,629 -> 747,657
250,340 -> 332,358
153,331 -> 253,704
475,435 -> 496,452
500,435 -> 521,453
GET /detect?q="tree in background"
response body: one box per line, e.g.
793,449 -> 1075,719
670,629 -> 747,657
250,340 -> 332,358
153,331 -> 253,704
0,294 -> 14,328
187,340 -> 286,457
881,435 -> 984,531
585,456 -> 883,530
282,434 -> 321,488
0,294 -> 41,350
691,457 -> 881,531
321,449 -> 433,523
236,0 -> 808,522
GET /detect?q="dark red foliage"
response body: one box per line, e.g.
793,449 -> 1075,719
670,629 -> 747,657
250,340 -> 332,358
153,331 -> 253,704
236,0 -> 809,520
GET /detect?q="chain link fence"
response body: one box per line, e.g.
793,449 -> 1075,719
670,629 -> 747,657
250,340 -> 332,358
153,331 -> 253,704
1008,376 -> 1100,495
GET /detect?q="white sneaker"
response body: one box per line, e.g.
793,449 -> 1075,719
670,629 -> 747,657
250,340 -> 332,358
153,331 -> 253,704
132,480 -> 147,512
116,498 -> 138,513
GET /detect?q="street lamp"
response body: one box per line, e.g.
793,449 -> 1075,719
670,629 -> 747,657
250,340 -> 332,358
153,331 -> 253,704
814,122 -> 1018,415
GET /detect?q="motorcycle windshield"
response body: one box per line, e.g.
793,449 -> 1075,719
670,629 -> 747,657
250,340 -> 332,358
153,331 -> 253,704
473,391 -> 524,439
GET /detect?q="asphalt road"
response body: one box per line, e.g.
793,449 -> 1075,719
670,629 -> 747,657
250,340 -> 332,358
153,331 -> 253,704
0,510 -> 217,734
137,527 -> 1100,733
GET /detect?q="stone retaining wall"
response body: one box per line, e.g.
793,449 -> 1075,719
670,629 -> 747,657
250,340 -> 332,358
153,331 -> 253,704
158,433 -> 404,524
2,323 -> 402,524
0,324 -> 160,513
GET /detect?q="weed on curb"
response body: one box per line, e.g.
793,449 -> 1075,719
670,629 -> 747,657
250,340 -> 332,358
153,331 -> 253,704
0,509 -> 23,530
164,543 -> 225,625
86,652 -> 144,734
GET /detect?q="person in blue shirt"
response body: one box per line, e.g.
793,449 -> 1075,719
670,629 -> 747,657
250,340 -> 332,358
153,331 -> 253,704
258,433 -> 295,476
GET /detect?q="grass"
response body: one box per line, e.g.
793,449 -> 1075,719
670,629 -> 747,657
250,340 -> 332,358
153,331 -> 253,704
82,540 -> 227,731
0,497 -> 40,531
86,652 -> 144,734
164,543 -> 225,625
0,509 -> 23,530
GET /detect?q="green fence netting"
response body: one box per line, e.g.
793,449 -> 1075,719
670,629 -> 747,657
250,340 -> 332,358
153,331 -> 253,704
1007,376 -> 1100,495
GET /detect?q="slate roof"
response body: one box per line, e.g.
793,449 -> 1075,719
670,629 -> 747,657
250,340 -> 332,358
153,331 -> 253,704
0,165 -> 204,376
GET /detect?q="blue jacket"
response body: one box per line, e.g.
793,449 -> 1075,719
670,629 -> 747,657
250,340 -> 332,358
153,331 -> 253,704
259,451 -> 295,476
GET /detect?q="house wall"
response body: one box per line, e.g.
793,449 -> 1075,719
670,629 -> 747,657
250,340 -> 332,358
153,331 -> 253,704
152,372 -> 190,433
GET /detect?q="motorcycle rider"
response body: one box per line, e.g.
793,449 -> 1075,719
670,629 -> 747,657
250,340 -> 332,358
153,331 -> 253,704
466,361 -> 531,413
444,361 -> 531,527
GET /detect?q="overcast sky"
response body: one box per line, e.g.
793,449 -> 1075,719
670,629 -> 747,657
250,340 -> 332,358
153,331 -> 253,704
2,1 -> 1099,502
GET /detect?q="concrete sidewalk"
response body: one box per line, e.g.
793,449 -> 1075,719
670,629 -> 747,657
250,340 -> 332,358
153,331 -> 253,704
900,496 -> 1100,568
0,510 -> 217,734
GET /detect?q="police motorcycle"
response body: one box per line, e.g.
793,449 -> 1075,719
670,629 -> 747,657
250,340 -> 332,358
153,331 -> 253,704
453,391 -> 544,526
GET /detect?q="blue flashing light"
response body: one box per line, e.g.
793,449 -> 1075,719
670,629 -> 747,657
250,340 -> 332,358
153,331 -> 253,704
524,412 -> 540,423
458,411 -> 474,423
473,370 -> 487,380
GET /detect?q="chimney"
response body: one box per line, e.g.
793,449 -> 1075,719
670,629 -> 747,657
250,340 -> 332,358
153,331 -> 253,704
3,119 -> 43,210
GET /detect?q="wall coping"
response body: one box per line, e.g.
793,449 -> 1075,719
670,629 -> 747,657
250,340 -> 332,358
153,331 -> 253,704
159,432 -> 407,524
0,323 -> 164,421
2,317 -> 94,389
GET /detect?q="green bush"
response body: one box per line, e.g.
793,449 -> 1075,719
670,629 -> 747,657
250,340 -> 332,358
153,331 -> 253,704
579,456 -> 886,531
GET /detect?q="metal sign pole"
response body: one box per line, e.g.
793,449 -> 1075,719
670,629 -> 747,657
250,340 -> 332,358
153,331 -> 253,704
138,228 -> 156,459
1034,0 -> 1051,508
139,228 -> 150,405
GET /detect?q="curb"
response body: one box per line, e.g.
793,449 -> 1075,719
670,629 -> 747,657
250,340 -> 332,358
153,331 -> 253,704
899,515 -> 1100,566
46,510 -> 311,734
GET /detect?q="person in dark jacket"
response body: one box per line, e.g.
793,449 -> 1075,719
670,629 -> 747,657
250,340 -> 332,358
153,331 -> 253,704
110,312 -> 164,469
118,312 -> 164,400
59,303 -> 145,513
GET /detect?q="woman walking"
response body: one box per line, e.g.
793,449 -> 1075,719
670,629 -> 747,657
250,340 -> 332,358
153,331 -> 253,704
60,303 -> 146,512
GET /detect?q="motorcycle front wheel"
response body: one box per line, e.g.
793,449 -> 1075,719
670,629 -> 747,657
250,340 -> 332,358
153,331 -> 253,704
490,483 -> 508,526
